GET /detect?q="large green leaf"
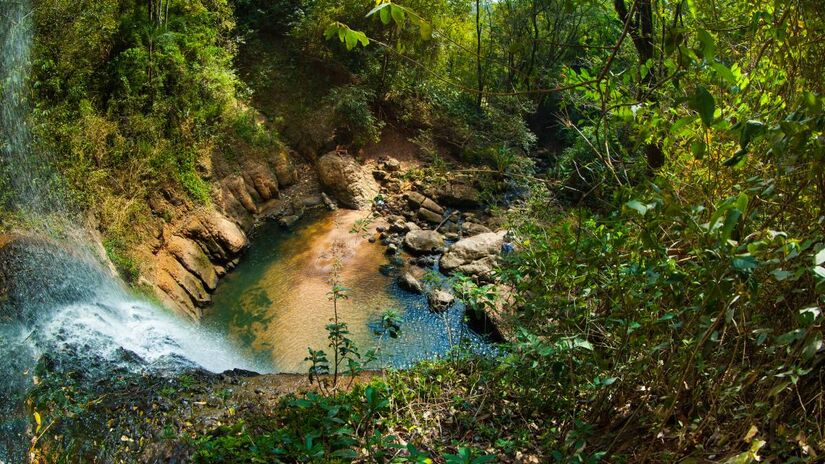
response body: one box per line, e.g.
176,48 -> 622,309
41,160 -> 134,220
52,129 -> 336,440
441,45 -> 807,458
697,29 -> 716,60
689,86 -> 716,127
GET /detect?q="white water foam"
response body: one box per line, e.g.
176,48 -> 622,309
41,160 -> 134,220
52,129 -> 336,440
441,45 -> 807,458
40,293 -> 268,374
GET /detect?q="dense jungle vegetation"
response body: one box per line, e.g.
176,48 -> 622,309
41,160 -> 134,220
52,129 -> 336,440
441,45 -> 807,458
5,0 -> 825,462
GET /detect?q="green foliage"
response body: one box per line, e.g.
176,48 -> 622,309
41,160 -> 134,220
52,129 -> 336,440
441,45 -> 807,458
178,169 -> 212,205
322,84 -> 385,148
103,237 -> 140,283
192,385 -> 407,463
29,0 -> 245,236
378,308 -> 403,339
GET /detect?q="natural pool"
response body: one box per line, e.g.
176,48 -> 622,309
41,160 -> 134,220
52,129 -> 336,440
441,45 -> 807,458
203,209 -> 493,373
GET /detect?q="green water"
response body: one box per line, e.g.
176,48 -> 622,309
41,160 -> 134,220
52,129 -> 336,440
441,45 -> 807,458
203,209 -> 492,373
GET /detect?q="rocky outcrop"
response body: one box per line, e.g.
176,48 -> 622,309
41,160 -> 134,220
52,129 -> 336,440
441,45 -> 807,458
156,251 -> 211,307
272,149 -> 298,187
145,207 -> 250,319
440,231 -> 507,277
153,268 -> 200,320
403,230 -> 445,255
317,152 -> 379,210
133,136 -> 311,320
223,175 -> 258,215
183,210 -> 248,262
243,163 -> 279,202
165,235 -> 219,291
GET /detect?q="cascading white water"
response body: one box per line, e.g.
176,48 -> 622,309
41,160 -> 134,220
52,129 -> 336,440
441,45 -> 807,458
0,1 -> 266,460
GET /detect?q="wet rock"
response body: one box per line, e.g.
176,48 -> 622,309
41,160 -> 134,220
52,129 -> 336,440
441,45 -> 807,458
373,170 -> 388,181
321,192 -> 337,210
403,230 -> 445,254
165,235 -> 219,291
441,221 -> 460,234
427,289 -> 455,312
440,231 -> 507,276
400,272 -> 424,293
302,195 -> 323,207
279,215 -> 301,228
386,243 -> 398,255
415,256 -> 437,267
445,232 -> 460,241
417,207 -> 443,224
317,152 -> 379,210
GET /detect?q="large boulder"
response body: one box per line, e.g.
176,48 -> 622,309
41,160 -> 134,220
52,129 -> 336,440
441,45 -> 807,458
440,231 -> 507,276
165,235 -> 219,290
316,152 -> 379,210
403,230 -> 445,255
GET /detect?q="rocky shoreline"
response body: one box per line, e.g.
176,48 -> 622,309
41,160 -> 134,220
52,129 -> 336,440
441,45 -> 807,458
311,148 -> 515,339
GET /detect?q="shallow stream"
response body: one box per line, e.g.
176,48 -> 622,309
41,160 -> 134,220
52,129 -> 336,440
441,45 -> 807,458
203,209 -> 493,372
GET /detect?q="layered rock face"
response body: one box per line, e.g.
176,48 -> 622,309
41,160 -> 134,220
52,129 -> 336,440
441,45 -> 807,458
316,152 -> 379,210
144,151 -> 299,320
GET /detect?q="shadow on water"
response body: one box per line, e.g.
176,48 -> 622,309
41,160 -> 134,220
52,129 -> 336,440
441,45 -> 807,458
203,209 -> 495,373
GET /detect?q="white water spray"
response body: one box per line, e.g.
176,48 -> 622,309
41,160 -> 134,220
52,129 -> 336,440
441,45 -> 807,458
0,1 -> 266,460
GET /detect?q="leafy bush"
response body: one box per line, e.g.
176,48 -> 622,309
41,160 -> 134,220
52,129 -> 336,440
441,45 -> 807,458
323,84 -> 385,148
103,237 -> 139,283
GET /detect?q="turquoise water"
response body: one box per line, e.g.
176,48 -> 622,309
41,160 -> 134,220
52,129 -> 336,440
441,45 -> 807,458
203,210 -> 492,373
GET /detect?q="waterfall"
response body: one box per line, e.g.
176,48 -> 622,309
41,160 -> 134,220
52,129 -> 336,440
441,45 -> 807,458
0,2 -> 265,460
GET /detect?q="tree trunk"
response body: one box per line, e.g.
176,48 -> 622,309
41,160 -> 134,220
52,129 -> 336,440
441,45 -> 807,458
613,0 -> 664,170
